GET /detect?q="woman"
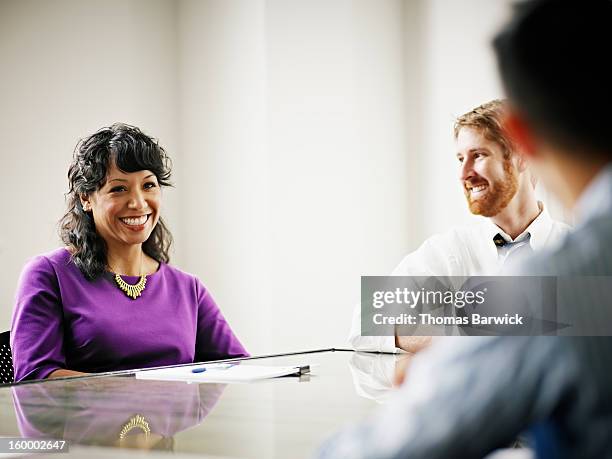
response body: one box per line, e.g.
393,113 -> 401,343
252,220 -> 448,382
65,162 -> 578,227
11,123 -> 248,382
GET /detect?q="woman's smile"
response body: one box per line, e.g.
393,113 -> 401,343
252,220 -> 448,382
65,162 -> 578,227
119,214 -> 151,231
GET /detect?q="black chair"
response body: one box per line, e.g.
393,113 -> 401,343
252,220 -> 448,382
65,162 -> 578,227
0,331 -> 14,384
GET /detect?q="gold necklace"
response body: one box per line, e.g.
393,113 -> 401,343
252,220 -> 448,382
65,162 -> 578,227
111,252 -> 147,300
119,414 -> 151,440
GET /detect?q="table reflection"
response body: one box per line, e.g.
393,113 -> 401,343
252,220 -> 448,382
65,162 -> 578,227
11,376 -> 226,451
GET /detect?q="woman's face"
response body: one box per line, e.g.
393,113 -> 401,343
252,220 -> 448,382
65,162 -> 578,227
83,162 -> 161,250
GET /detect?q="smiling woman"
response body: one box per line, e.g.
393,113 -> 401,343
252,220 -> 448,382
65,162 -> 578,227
10,124 -> 248,382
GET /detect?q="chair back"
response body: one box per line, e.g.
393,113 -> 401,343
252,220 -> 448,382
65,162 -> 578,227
0,331 -> 14,384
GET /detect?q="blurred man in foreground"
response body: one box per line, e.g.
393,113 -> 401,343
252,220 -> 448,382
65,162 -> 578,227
321,1 -> 612,458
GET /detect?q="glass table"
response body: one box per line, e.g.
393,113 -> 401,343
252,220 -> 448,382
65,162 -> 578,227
0,350 -> 401,458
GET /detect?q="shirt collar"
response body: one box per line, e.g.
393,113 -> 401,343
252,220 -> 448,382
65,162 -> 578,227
481,201 -> 554,252
574,162 -> 612,225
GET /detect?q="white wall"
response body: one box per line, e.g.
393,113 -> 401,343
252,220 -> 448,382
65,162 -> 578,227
264,0 -> 413,351
1,0 -> 527,354
176,0 -> 414,354
177,0 -> 271,351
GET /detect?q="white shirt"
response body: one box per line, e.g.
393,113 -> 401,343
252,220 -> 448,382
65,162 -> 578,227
348,203 -> 570,353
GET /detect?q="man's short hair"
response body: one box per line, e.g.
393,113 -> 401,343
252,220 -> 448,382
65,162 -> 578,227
493,0 -> 612,158
454,99 -> 515,159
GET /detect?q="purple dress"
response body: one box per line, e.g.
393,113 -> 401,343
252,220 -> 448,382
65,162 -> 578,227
11,248 -> 248,382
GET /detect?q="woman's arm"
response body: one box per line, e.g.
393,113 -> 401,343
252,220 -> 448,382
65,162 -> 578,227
195,279 -> 249,361
11,255 -> 68,382
47,369 -> 89,379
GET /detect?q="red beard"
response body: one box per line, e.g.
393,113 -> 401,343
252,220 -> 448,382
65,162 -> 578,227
465,160 -> 518,217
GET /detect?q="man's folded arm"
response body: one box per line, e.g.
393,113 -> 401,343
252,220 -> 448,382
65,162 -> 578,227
348,301 -> 399,353
348,236 -> 454,353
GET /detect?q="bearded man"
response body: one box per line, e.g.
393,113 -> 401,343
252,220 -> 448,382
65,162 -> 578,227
349,99 -> 570,354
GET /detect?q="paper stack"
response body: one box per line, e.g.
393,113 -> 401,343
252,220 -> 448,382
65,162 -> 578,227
135,362 -> 310,383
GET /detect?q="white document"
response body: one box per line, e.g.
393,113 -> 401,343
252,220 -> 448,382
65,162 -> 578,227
135,363 -> 309,383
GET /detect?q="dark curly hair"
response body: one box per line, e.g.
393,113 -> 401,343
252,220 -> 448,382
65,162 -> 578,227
59,123 -> 173,280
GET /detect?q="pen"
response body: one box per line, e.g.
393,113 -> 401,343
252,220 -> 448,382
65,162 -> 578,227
191,362 -> 239,373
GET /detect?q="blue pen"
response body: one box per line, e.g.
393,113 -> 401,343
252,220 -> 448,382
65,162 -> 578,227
191,362 -> 238,373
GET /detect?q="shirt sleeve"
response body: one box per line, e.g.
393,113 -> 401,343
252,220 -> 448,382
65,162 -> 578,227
347,236 -> 455,353
194,279 -> 249,361
318,336 -> 579,459
348,353 -> 398,403
390,235 -> 456,277
11,255 -> 66,381
348,303 -> 398,353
